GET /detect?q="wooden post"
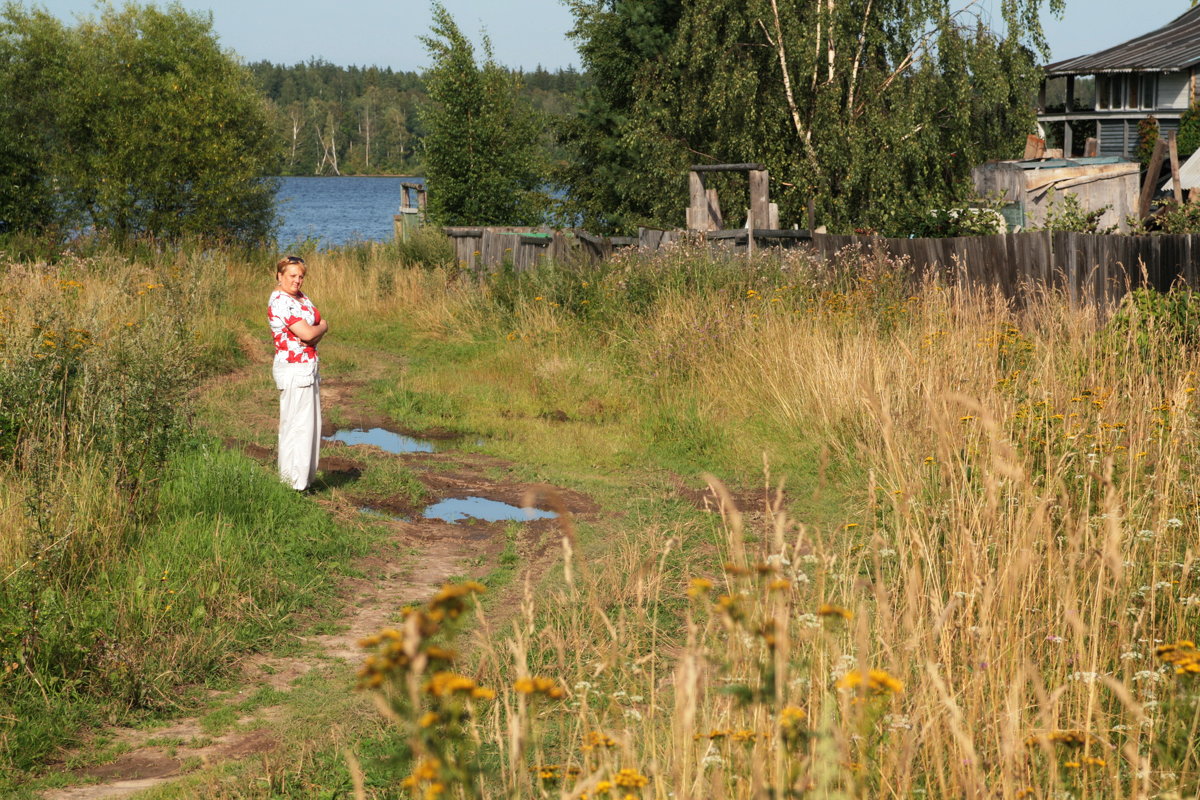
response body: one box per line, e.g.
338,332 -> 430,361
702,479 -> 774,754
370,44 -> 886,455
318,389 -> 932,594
1138,137 -> 1169,219
1063,123 -> 1074,158
1084,137 -> 1099,157
687,170 -> 710,231
748,169 -> 769,232
1170,131 -> 1184,204
705,188 -> 724,230
807,197 -> 816,232
1024,135 -> 1046,160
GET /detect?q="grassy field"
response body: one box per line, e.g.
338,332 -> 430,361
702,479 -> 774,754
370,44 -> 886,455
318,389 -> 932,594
6,234 -> 1200,798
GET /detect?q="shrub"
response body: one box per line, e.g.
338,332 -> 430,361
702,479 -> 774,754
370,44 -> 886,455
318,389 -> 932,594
1137,115 -> 1160,168
1179,103 -> 1200,157
1036,189 -> 1113,233
1101,285 -> 1200,373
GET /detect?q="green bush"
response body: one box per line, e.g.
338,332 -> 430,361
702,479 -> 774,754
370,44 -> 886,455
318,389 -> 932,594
1137,115 -> 1160,168
1101,286 -> 1200,374
1036,189 -> 1114,234
0,4 -> 278,245
1179,104 -> 1200,157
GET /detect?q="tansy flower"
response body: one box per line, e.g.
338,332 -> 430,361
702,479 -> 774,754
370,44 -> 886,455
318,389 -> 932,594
514,676 -> 566,699
817,604 -> 853,620
835,668 -> 903,695
613,768 -> 649,788
1156,640 -> 1200,674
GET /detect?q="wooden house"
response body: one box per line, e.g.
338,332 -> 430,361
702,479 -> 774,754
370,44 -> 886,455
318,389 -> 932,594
1040,7 -> 1200,158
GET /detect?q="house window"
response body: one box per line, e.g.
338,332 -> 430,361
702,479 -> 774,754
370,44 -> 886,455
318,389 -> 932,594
1097,74 -> 1158,110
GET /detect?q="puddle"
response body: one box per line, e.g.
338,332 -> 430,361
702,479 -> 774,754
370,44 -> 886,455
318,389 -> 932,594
422,497 -> 558,524
325,427 -> 436,453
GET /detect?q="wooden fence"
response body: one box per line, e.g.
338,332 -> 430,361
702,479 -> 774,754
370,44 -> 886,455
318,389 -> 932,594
808,231 -> 1200,305
442,226 -> 1200,305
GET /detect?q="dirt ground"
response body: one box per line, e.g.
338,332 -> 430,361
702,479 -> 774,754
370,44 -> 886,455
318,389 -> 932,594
38,365 -> 599,800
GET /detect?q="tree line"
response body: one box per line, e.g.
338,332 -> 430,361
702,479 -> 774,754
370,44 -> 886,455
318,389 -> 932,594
245,60 -> 587,177
0,0 -> 1068,244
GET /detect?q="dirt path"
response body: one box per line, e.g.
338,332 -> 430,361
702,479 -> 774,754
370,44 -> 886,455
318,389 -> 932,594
37,365 -> 598,800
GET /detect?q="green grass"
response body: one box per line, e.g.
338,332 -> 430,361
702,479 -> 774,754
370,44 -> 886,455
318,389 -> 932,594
1,438 -> 381,787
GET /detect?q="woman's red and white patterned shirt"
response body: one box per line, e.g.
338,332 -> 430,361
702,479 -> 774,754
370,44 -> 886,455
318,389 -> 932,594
267,289 -> 321,364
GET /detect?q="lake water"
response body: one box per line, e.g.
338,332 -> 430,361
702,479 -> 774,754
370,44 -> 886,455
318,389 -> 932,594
275,176 -> 421,248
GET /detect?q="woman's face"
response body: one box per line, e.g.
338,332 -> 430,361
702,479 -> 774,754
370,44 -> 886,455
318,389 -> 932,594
278,264 -> 306,297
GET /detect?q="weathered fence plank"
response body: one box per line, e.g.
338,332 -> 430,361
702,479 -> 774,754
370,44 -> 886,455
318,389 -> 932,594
441,226 -> 1200,305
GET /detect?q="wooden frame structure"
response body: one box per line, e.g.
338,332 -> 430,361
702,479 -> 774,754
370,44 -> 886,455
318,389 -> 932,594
686,163 -> 779,232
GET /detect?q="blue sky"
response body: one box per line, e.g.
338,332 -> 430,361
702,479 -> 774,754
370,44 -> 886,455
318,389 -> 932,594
26,1 -> 1193,72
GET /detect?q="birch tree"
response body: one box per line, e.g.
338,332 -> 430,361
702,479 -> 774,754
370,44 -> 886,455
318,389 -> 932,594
562,0 -> 1064,234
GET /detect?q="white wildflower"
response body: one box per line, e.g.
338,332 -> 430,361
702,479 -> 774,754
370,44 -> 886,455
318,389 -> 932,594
623,707 -> 643,721
1120,651 -> 1142,661
1167,518 -> 1184,528
831,654 -> 858,682
797,613 -> 821,629
1067,671 -> 1099,684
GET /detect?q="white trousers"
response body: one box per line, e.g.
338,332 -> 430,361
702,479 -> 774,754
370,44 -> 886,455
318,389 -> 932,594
273,360 -> 321,490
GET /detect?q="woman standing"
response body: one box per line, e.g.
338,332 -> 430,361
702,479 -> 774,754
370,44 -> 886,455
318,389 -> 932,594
267,255 -> 328,491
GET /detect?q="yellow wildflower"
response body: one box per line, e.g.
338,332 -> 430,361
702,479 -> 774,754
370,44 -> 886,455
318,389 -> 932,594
613,768 -> 649,788
817,604 -> 853,620
835,668 -> 903,695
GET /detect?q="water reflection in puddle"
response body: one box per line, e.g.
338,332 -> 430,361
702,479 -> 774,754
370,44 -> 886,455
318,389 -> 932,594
325,427 -> 435,453
422,497 -> 558,524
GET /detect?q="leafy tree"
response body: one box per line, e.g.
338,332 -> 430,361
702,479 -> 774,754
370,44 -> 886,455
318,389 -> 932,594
1178,103 -> 1200,157
0,5 -> 70,234
419,2 -> 548,226
0,2 -> 278,244
560,0 -> 1064,235
1137,115 -> 1160,168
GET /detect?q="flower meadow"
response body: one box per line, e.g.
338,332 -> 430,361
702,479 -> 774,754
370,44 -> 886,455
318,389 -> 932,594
5,237 -> 1200,798
344,241 -> 1200,798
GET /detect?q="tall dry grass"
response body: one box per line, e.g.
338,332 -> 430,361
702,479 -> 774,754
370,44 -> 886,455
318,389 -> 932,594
352,243 -> 1200,798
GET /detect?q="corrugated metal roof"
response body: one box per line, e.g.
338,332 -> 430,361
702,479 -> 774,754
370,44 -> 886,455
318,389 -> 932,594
1046,7 -> 1200,76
